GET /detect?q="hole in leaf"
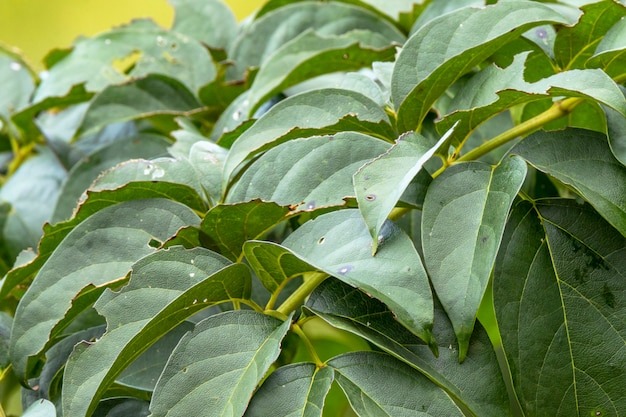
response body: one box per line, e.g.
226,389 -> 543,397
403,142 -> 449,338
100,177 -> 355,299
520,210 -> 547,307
318,237 -> 325,245
365,194 -> 376,201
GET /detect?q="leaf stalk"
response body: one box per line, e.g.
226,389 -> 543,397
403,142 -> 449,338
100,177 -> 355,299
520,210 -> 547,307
276,272 -> 328,316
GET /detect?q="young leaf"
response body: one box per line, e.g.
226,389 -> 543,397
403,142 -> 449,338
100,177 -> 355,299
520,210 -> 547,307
512,128 -> 626,237
243,241 -> 316,303
77,75 -> 203,136
245,30 -> 397,115
329,351 -> 464,416
170,0 -> 237,51
354,128 -> 454,253
494,199 -> 626,416
392,1 -> 569,132
149,310 -> 292,417
227,2 -> 405,80
305,278 -> 511,417
222,88 -> 394,191
0,49 -> 36,121
245,363 -> 333,417
199,200 -> 292,261
283,209 -> 435,349
62,247 -> 251,417
226,133 -> 390,210
34,19 -> 216,101
553,0 -> 626,71
8,199 -> 200,381
422,156 -> 527,361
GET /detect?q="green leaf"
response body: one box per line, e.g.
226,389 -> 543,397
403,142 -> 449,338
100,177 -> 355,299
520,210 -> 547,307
354,128 -> 453,253
243,241 -> 315,295
227,2 -> 404,80
245,30 -> 397,115
605,104 -> 626,166
92,398 -> 149,417
494,199 -> 626,416
8,199 -> 200,381
0,311 -> 12,368
306,278 -> 511,417
200,200 -> 292,261
421,156 -> 527,361
436,52 -> 626,147
245,363 -> 333,417
284,209 -> 435,348
330,351 -> 464,417
0,49 -> 36,121
149,310 -> 292,417
222,88 -> 394,191
587,17 -> 626,79
553,0 -> 626,70
170,0 -> 237,50
88,157 -> 208,212
62,247 -> 251,417
34,19 -> 216,101
227,132 -> 390,210
392,1 -> 568,132
51,134 -> 171,223
186,139 -> 229,205
21,399 -> 57,417
77,75 -> 203,136
512,128 -> 626,237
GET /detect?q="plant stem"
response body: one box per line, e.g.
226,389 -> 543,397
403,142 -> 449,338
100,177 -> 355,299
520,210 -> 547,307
457,97 -> 582,163
292,322 -> 324,367
276,272 -> 328,316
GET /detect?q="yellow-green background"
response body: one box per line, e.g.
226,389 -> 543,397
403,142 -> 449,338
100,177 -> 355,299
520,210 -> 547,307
0,0 -> 265,70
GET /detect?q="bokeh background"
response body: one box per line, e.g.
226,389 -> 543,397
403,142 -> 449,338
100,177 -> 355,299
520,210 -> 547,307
0,0 -> 265,70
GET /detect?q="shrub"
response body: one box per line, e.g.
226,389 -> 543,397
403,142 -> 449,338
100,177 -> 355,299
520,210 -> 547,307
1,0 -> 625,416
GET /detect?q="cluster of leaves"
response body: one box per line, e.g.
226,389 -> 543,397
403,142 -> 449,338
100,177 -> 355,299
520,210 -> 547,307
1,0 -> 625,416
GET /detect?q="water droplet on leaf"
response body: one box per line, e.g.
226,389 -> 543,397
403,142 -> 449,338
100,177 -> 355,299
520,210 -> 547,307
338,265 -> 354,275
10,62 -> 22,71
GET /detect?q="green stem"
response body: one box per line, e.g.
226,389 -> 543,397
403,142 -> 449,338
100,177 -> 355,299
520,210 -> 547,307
457,97 -> 582,163
292,322 -> 324,367
276,272 -> 328,316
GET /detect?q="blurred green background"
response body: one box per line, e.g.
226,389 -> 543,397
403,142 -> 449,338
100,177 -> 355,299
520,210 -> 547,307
0,0 -> 265,70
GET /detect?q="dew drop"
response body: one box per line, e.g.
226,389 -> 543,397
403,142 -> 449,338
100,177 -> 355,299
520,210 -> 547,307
156,36 -> 167,47
152,167 -> 165,179
305,201 -> 316,210
536,28 -> 548,39
203,298 -> 208,303
10,62 -> 21,71
104,38 -> 112,45
190,259 -> 195,264
232,110 -> 242,121
189,272 -> 196,278
338,265 -> 354,275
192,299 -> 198,304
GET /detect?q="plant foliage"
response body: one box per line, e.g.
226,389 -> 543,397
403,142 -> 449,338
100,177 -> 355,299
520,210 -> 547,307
1,0 -> 625,416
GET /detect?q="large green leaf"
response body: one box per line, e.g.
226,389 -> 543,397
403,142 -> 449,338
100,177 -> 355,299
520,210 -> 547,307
330,351 -> 464,416
34,19 -> 216,101
222,88 -> 394,191
226,2 -> 404,80
494,199 -> 626,416
170,0 -> 237,50
392,1 -> 568,132
283,209 -> 435,348
553,0 -> 626,70
0,312 -> 11,369
305,278 -> 511,417
354,129 -> 453,253
77,75 -> 203,136
245,30 -> 396,115
8,199 -> 200,381
51,134 -> 171,223
245,363 -> 333,417
227,132 -> 390,209
199,200 -> 292,261
62,247 -> 251,417
436,52 -> 626,147
587,17 -> 626,79
421,156 -> 527,361
0,48 -> 35,122
149,310 -> 292,416
512,128 -> 626,237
